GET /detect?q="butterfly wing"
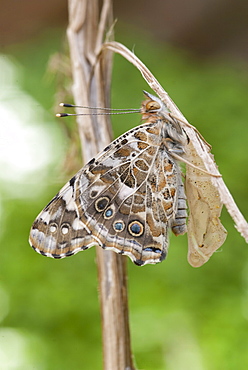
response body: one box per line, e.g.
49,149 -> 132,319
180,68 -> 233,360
29,176 -> 97,258
29,118 -> 186,265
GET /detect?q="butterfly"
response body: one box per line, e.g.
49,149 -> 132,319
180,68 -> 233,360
29,91 -> 188,266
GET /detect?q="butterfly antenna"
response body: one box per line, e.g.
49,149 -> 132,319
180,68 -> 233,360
56,103 -> 141,117
59,103 -> 139,111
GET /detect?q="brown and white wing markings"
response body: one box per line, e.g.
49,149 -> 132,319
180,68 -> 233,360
29,176 -> 97,258
29,93 -> 188,265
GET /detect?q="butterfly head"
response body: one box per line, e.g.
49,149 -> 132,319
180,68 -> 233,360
142,90 -> 169,115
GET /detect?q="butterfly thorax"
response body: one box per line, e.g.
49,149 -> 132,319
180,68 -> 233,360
141,96 -> 188,156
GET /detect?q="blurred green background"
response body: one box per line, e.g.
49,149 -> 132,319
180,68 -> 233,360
1,2 -> 248,369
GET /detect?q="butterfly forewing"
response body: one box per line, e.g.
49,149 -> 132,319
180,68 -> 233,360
29,92 -> 188,265
29,178 -> 97,258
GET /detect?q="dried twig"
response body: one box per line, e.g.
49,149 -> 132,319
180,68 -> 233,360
67,2 -> 134,369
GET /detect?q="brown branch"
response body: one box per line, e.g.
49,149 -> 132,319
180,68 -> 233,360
67,2 -> 135,369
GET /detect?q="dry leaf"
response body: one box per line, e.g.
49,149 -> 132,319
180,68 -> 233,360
185,140 -> 227,267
